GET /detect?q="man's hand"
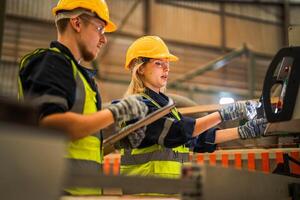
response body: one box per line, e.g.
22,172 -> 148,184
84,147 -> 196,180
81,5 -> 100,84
218,100 -> 259,122
107,95 -> 148,125
238,118 -> 268,139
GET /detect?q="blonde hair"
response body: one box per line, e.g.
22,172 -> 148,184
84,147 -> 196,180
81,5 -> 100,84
124,58 -> 166,97
124,58 -> 146,97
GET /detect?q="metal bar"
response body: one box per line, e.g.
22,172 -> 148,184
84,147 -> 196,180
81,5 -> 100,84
247,49 -> 256,99
66,164 -> 300,198
156,0 -> 283,26
168,46 -> 247,87
220,2 -> 226,52
113,30 -> 274,60
282,0 -> 290,46
159,0 -> 300,6
0,0 -> 6,58
144,0 -> 151,34
66,171 -> 196,195
100,76 -> 257,97
169,83 -> 258,98
156,0 -> 223,15
177,97 -> 279,115
201,165 -> 300,200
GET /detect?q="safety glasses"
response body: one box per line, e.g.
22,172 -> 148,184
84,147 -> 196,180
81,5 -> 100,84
79,16 -> 105,35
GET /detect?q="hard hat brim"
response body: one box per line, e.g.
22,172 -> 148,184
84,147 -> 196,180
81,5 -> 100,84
105,20 -> 117,32
125,53 -> 179,70
152,53 -> 179,62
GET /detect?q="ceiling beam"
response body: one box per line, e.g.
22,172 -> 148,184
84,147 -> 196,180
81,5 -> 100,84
5,13 -> 275,61
157,0 -> 283,26
0,0 -> 6,59
160,0 -> 300,6
168,45 -> 247,87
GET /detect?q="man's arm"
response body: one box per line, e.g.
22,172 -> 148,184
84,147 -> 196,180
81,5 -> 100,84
40,109 -> 114,140
41,95 -> 148,140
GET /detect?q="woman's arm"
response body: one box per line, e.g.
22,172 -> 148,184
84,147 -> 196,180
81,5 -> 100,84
214,127 -> 239,143
192,112 -> 222,137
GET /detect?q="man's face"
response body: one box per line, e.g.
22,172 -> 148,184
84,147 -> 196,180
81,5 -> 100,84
77,15 -> 107,62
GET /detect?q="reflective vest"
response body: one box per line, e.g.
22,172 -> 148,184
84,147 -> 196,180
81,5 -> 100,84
120,93 -> 190,182
18,47 -> 102,195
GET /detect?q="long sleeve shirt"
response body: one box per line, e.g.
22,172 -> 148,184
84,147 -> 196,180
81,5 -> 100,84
19,41 -> 102,118
137,88 -> 217,152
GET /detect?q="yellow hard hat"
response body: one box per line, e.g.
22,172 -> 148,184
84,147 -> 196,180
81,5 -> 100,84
52,0 -> 117,32
125,36 -> 178,70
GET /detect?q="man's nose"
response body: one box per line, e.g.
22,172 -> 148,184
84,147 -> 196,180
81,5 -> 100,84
99,34 -> 107,45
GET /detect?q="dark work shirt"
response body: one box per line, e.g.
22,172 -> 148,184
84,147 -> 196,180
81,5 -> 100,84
186,128 -> 217,153
19,41 -> 102,118
138,88 -> 217,152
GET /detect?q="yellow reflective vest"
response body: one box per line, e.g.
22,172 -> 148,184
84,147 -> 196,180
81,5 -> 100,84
19,47 -> 102,195
120,93 -> 190,183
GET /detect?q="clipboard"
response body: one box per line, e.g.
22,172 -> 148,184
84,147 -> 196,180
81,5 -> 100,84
103,98 -> 175,155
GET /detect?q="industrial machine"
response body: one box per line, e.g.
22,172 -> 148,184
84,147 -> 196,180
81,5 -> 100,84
262,25 -> 300,136
263,46 -> 300,134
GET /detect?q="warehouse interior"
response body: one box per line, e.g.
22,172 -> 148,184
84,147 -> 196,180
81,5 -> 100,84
0,0 -> 300,199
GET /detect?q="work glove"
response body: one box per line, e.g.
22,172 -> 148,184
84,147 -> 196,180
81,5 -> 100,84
218,100 -> 259,122
238,118 -> 268,139
107,95 -> 148,125
127,126 -> 146,148
114,126 -> 147,149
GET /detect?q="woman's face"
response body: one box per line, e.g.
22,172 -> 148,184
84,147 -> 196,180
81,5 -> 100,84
139,58 -> 170,93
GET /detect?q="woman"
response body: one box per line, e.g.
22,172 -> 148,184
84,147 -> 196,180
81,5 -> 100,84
119,36 -> 267,182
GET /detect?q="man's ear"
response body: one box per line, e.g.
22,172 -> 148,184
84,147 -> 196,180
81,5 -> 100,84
70,17 -> 81,33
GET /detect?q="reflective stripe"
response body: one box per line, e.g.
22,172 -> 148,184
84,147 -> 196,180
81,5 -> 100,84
158,118 -> 174,146
121,148 -> 189,165
140,93 -> 180,120
17,77 -> 23,100
70,69 -> 85,114
29,94 -> 69,110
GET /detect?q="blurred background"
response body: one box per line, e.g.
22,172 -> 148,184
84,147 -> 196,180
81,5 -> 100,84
0,0 -> 300,105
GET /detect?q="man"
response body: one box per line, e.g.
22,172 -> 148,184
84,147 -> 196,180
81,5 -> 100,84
18,0 -> 147,195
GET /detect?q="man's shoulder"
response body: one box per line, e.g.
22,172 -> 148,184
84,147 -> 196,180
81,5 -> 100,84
42,48 -> 72,64
23,48 -> 72,70
19,47 -> 76,83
